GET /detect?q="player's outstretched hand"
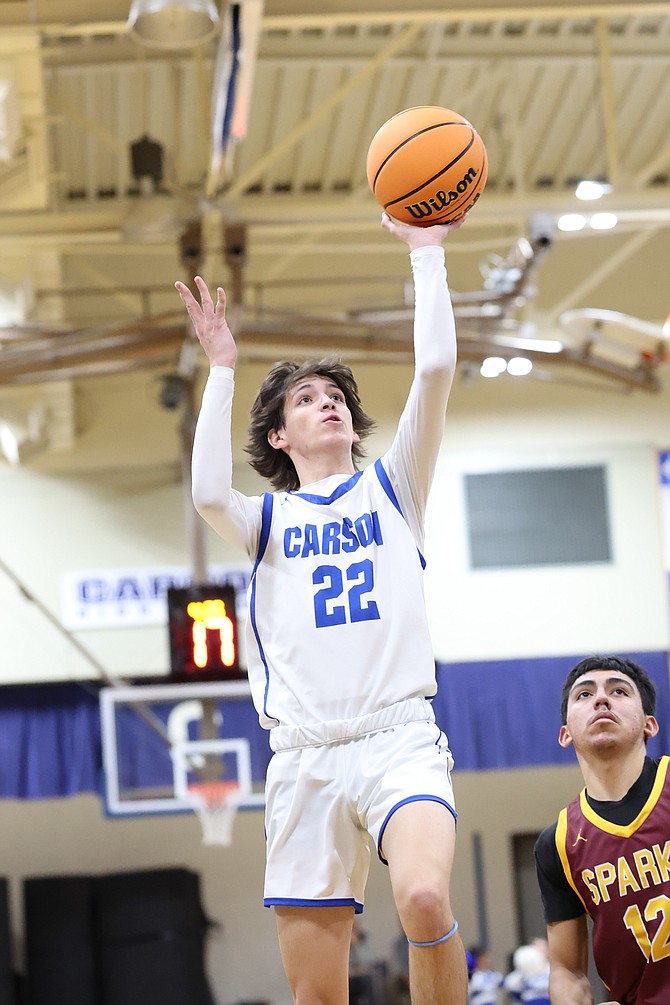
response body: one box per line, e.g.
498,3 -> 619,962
175,276 -> 237,369
380,211 -> 465,250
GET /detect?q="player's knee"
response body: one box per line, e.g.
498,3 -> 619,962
397,880 -> 451,938
293,990 -> 339,1005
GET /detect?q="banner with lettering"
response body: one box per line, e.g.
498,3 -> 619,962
60,564 -> 251,630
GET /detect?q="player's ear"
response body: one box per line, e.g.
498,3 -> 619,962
268,428 -> 286,451
644,715 -> 659,741
558,725 -> 573,749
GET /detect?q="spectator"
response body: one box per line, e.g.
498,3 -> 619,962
468,947 -> 503,1004
503,943 -> 550,1005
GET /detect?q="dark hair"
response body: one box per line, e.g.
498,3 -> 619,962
560,655 -> 656,725
245,356 -> 376,492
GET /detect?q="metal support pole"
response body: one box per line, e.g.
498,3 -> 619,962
472,831 -> 490,949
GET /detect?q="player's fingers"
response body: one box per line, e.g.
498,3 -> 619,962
194,275 -> 214,314
174,281 -> 205,328
215,287 -> 227,315
174,280 -> 196,306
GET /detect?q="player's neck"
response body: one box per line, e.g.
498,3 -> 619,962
578,745 -> 647,802
294,450 -> 356,488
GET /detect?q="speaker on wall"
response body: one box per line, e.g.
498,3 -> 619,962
96,868 -> 214,1005
23,876 -> 97,1005
23,869 -> 215,1005
0,879 -> 18,1005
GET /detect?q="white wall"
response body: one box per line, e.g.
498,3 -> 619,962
0,465 -> 189,682
425,442 -> 668,661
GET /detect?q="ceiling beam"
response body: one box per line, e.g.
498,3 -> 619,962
2,4 -> 666,35
1,187 -> 669,243
227,21 -> 425,197
547,228 -> 661,319
595,17 -> 621,188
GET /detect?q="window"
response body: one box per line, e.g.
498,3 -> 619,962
465,465 -> 612,569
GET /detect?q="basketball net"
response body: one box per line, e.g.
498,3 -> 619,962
186,779 -> 241,846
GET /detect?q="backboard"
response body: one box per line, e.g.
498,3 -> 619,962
100,680 -> 270,818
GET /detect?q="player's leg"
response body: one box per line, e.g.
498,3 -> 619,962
275,904 -> 355,1005
382,800 -> 468,1005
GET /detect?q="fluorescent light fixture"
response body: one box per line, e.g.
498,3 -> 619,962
589,212 -> 618,231
0,422 -> 20,464
127,0 -> 220,50
0,277 -> 33,325
575,180 -> 612,201
0,405 -> 49,465
480,357 -> 507,378
506,357 -> 533,376
493,334 -> 563,354
557,213 -> 587,232
0,79 -> 21,163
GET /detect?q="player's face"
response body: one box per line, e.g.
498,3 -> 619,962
559,669 -> 658,753
268,375 -> 360,459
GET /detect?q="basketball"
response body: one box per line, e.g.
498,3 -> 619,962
366,105 -> 488,227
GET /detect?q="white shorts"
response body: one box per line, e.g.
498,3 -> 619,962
263,698 -> 456,912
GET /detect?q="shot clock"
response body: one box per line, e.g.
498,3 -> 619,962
167,584 -> 245,681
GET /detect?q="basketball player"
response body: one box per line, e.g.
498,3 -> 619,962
175,212 -> 468,1005
534,655 -> 669,1005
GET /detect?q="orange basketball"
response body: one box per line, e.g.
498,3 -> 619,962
366,105 -> 488,227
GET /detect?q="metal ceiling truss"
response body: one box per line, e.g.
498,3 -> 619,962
0,1 -> 668,402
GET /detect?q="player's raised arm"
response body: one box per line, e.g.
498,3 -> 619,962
176,274 -> 256,552
376,212 -> 462,543
175,276 -> 237,370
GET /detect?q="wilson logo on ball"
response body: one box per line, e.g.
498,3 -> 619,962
366,105 -> 488,227
403,167 -> 479,221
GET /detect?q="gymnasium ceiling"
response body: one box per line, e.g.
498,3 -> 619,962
0,0 -> 669,466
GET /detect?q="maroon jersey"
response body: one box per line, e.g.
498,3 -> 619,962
555,755 -> 670,1004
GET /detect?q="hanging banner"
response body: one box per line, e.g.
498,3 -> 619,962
60,564 -> 251,630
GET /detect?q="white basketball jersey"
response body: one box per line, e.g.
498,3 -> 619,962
246,457 -> 437,729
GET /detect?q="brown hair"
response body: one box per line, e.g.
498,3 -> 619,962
560,655 -> 657,726
245,356 -> 375,492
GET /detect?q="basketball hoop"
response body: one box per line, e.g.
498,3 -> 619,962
186,779 -> 242,846
171,735 -> 257,846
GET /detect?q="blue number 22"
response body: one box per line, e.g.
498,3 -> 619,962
312,559 -> 380,627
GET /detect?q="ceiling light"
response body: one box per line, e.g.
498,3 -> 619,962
127,0 -> 220,50
589,212 -> 618,231
0,79 -> 21,163
0,277 -> 33,326
480,357 -> 507,378
493,334 -> 563,354
557,214 -> 587,233
0,422 -> 20,464
130,135 -> 165,187
506,357 -> 533,376
575,180 -> 612,201
0,405 -> 49,465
